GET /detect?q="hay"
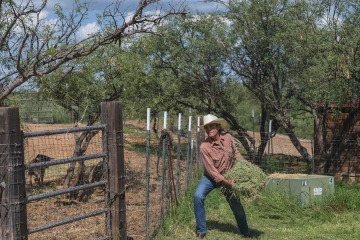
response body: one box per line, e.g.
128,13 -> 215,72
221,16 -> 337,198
221,158 -> 267,201
267,173 -> 308,179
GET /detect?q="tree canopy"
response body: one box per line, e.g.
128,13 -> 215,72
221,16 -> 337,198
0,0 -> 187,104
2,0 -> 359,173
219,0 -> 360,171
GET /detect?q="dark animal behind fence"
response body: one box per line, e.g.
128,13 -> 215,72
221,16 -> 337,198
28,154 -> 52,187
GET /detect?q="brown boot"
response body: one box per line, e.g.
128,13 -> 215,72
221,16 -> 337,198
196,233 -> 206,238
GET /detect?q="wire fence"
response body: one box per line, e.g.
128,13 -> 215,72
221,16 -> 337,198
243,132 -> 314,174
1,103 -> 125,240
126,118 -> 201,240
23,123 -> 108,240
138,111 -> 316,240
19,115 -> 344,240
19,116 -> 192,240
2,96 -> 358,239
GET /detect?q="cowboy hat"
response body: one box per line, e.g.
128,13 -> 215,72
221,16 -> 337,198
199,114 -> 228,130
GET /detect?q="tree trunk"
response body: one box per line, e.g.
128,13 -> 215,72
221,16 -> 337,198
281,119 -> 313,171
313,109 -> 327,174
69,160 -> 86,200
88,160 -> 104,183
254,105 -> 268,165
78,160 -> 104,201
63,130 -> 98,200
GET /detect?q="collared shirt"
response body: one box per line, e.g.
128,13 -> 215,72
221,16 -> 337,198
200,132 -> 243,184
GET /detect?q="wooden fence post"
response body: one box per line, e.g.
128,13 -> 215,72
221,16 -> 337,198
0,107 -> 27,239
101,102 -> 126,240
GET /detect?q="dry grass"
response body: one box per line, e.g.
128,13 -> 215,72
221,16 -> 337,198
267,173 -> 309,179
221,159 -> 267,202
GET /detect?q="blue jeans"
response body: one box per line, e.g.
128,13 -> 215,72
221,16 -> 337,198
194,175 -> 249,235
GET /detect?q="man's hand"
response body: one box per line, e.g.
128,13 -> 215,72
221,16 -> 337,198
221,179 -> 235,189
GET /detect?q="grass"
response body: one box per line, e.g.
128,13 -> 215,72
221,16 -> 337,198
152,179 -> 360,240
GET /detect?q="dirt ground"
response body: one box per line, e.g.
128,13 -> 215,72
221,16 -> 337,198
22,122 -> 310,240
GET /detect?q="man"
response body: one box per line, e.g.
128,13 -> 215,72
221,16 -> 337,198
194,114 -> 251,239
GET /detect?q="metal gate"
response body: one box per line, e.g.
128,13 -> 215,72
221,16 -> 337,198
23,125 -> 110,239
0,102 -> 126,240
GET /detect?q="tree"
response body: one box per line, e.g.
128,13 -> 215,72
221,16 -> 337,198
288,0 -> 360,173
133,14 -> 264,160
0,0 -> 187,104
217,0 -> 314,167
216,0 -> 360,172
0,0 -> 187,200
36,40 -> 178,199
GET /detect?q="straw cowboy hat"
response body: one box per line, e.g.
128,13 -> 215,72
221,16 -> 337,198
199,114 -> 228,130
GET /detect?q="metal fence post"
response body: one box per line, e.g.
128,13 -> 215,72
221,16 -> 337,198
185,116 -> 192,192
266,120 -> 272,173
145,108 -> 151,240
196,117 -> 201,175
160,132 -> 166,221
176,114 -> 182,199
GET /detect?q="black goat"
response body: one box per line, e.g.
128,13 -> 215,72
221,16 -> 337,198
28,154 -> 52,187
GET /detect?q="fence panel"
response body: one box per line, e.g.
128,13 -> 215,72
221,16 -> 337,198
23,124 -> 109,240
5,101 -> 358,240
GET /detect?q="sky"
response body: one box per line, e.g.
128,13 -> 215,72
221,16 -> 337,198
40,0 -> 225,14
34,0 -> 226,39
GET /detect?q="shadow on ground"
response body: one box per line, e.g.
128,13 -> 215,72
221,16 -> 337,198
207,220 -> 264,238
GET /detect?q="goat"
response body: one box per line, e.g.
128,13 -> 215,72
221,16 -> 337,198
28,154 -> 52,187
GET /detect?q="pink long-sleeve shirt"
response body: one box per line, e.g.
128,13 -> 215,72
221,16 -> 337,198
200,132 -> 243,184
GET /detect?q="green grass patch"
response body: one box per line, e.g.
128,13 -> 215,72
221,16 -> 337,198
153,181 -> 360,240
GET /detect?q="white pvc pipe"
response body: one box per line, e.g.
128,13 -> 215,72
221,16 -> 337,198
146,108 -> 151,131
178,113 -> 182,130
164,111 -> 167,129
188,116 -> 192,132
197,116 -> 200,132
269,120 -> 272,133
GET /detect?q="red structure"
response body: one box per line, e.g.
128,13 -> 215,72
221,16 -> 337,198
314,101 -> 360,181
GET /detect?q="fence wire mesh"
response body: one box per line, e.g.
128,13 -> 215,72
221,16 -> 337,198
121,118 -> 201,240
22,123 -> 107,240
2,102 -> 358,240
119,115 -> 320,239
0,143 -> 26,240
238,132 -> 314,174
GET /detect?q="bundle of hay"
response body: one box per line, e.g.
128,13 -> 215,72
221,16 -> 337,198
221,158 -> 267,201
